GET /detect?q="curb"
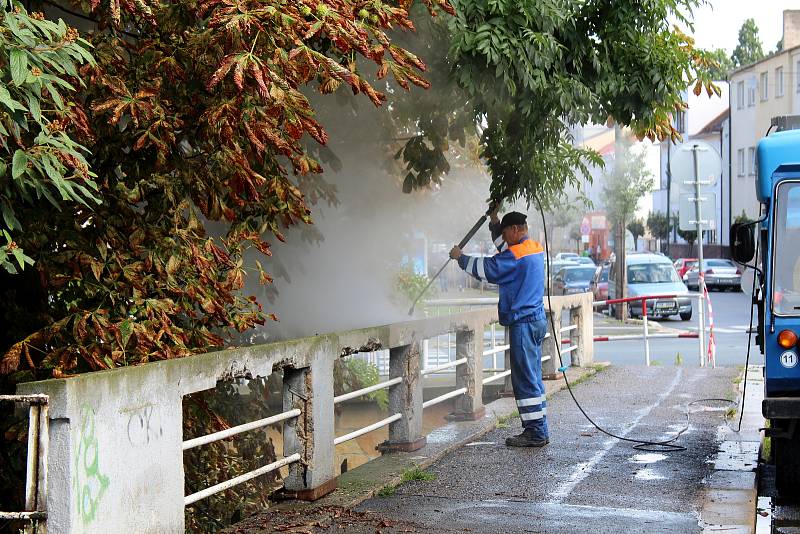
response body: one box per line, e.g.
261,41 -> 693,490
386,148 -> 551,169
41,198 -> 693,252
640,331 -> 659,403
269,363 -> 610,514
699,365 -> 762,534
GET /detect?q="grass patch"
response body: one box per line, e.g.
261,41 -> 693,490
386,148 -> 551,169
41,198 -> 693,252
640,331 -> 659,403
376,485 -> 396,497
762,420 -> 772,463
401,466 -> 436,482
650,359 -> 662,366
569,365 -> 607,387
496,409 -> 519,429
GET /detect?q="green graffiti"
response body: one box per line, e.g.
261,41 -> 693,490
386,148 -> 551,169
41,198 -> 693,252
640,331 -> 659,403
74,404 -> 109,524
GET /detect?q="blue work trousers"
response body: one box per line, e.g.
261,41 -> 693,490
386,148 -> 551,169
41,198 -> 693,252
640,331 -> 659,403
508,319 -> 549,438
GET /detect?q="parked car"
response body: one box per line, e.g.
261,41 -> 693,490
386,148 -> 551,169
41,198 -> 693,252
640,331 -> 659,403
673,258 -> 698,279
608,252 -> 692,320
575,257 -> 596,266
590,263 -> 610,306
547,259 -> 579,283
552,265 -> 597,295
554,252 -> 580,262
684,259 -> 742,292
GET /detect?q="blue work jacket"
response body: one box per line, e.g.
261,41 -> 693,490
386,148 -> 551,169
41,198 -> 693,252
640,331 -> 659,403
457,233 -> 546,326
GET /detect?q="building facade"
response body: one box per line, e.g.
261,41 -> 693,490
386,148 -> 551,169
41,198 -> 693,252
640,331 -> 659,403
653,84 -> 730,248
730,11 -> 800,224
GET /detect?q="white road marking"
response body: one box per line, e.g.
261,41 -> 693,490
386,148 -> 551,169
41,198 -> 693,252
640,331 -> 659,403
549,368 -> 683,504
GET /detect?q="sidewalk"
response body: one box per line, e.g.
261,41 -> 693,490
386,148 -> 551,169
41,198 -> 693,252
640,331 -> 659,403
226,364 -> 748,533
223,364 -> 608,533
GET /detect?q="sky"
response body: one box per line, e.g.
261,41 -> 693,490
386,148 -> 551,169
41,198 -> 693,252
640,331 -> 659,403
686,1 -> 797,54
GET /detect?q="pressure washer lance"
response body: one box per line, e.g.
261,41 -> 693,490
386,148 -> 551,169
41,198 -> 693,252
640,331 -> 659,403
407,201 -> 501,316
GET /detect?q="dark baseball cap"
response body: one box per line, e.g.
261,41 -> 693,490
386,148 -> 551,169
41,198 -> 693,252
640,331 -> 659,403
499,211 -> 527,231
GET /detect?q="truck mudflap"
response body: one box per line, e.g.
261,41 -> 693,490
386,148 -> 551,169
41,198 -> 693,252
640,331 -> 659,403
763,397 -> 800,418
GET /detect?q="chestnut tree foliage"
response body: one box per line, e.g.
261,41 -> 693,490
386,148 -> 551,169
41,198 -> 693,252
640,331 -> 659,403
0,0 -> 720,380
0,0 -> 453,379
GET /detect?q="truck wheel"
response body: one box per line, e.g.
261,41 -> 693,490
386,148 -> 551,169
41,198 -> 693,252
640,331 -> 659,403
680,311 -> 692,321
774,428 -> 800,498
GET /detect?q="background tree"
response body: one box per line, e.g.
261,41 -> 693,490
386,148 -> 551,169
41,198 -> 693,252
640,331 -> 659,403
708,48 -> 735,80
672,214 -> 708,256
647,211 -> 672,252
602,139 -> 654,319
734,209 -> 754,225
550,203 -> 580,252
627,218 -> 646,247
731,18 -> 765,67
569,225 -> 583,254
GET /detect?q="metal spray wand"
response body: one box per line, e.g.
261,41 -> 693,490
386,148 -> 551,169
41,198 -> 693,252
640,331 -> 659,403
407,201 -> 500,316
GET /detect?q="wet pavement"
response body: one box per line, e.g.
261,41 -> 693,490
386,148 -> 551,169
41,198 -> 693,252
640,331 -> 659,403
356,366 -> 737,533
229,365 -> 741,533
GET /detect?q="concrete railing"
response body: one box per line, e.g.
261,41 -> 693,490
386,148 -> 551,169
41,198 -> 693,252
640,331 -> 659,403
16,299 -> 593,533
425,293 -> 595,380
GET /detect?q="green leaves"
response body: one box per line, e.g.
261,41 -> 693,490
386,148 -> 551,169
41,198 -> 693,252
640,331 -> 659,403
11,150 -> 26,179
0,0 -> 97,274
9,49 -> 27,86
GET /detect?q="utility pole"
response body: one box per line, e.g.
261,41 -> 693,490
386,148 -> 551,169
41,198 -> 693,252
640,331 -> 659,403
692,144 -> 707,368
666,145 -> 672,256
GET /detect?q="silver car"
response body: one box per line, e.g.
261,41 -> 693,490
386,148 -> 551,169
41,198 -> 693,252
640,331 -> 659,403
608,252 -> 693,320
684,259 -> 742,292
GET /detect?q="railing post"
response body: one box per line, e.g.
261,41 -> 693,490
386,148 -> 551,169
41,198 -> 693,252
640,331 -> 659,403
379,341 -> 426,452
449,324 -> 485,421
542,304 -> 561,380
570,293 -> 594,367
282,358 -> 337,501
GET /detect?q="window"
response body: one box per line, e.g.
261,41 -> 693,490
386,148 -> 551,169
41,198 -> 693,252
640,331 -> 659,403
627,264 -> 681,284
737,81 -> 745,109
675,110 -> 686,133
776,67 -> 785,97
761,72 -> 769,100
771,182 -> 800,315
796,60 -> 800,92
747,84 -> 756,107
748,147 -> 756,175
737,149 -> 745,176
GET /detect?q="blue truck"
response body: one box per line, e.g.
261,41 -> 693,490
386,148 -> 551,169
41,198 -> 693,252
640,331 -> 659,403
731,124 -> 800,496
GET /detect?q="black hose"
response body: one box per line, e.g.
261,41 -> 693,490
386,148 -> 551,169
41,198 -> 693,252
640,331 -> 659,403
534,195 -> 721,453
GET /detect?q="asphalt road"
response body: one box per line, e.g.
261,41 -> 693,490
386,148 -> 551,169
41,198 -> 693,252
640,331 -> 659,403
353,366 -> 738,533
593,286 -> 762,367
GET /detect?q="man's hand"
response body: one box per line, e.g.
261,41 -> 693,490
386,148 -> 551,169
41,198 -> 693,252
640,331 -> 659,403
488,200 -> 502,224
449,246 -> 462,260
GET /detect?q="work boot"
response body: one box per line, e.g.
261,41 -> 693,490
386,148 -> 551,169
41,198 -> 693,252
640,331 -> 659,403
505,428 -> 549,448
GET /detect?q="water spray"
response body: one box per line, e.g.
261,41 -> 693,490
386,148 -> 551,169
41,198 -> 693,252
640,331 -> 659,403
407,200 -> 501,316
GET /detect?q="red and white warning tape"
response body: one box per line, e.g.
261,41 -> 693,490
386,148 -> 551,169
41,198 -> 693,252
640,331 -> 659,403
702,273 -> 716,366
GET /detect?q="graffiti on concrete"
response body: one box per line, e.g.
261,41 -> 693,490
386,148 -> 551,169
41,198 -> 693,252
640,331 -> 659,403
74,404 -> 110,524
126,405 -> 163,446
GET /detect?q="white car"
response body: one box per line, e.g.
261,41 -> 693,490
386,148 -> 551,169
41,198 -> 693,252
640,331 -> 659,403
554,252 -> 580,262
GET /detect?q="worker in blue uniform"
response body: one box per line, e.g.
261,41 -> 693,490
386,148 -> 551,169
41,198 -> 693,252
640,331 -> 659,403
449,211 -> 550,447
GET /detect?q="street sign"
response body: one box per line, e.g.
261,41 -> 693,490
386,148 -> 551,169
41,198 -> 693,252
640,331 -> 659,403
679,192 -> 717,231
581,234 -> 590,243
580,217 -> 591,235
670,141 -> 721,192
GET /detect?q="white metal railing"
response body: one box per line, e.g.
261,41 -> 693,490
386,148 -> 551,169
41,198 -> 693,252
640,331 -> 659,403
422,387 -> 468,409
182,409 -> 302,451
422,357 -> 467,376
182,407 -> 301,506
0,395 -> 49,529
333,377 -> 403,405
184,453 -> 301,506
334,413 -> 402,445
593,292 -> 708,367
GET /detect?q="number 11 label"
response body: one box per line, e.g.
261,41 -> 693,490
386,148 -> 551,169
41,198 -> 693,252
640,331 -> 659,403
780,351 -> 798,369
